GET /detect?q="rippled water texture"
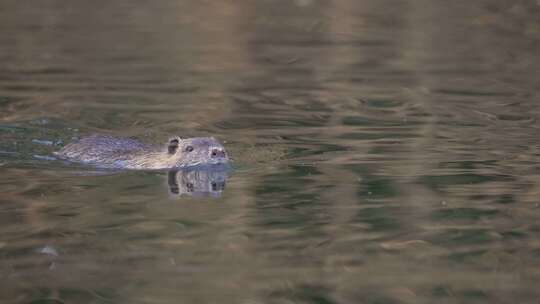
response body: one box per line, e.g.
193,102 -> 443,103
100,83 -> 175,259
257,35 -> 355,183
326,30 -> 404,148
2,0 -> 540,303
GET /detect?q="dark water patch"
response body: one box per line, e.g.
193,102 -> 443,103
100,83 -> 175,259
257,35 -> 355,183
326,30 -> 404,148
75,108 -> 144,130
438,160 -> 499,170
125,231 -> 166,241
28,300 -> 65,304
236,133 -> 349,161
367,145 -> 412,155
495,194 -> 515,204
252,165 -> 333,242
287,143 -> 349,159
67,94 -> 156,106
347,163 -> 374,176
267,284 -> 337,304
249,37 -> 389,48
0,95 -> 26,106
2,67 -> 75,76
59,287 -> 116,303
353,294 -> 400,304
170,219 -> 203,230
422,68 -> 493,76
231,84 -> 328,93
461,289 -> 490,301
353,207 -> 400,232
24,287 -> 117,304
216,113 -> 331,129
282,164 -> 321,177
343,116 -> 420,127
292,101 -> 334,112
432,208 -> 500,221
431,285 -> 453,297
358,178 -> 399,200
98,85 -> 200,94
257,179 -> 313,198
500,230 -> 527,239
418,174 -> 512,191
430,229 -> 495,246
436,120 -> 485,127
433,88 -> 515,97
363,99 -> 404,108
0,84 -> 57,92
445,248 -> 489,264
339,132 -> 418,140
255,167 -> 321,201
496,114 -> 533,122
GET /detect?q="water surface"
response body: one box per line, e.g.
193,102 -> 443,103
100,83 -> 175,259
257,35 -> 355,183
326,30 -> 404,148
1,0 -> 540,303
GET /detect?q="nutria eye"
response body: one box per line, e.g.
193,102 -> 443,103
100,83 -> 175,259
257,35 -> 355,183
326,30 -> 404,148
185,146 -> 194,152
211,151 -> 217,156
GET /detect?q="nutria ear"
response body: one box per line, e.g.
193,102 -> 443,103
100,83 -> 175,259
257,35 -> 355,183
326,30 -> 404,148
168,137 -> 181,154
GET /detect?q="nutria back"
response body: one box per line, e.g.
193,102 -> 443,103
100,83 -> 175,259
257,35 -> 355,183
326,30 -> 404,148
55,134 -> 229,170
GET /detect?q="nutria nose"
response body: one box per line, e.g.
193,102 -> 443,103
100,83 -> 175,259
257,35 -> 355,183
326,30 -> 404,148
210,148 -> 226,158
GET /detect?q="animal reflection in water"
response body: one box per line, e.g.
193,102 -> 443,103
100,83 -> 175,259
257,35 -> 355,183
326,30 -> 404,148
167,167 -> 228,198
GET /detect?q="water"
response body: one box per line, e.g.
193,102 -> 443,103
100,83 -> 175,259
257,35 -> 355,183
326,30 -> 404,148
1,0 -> 540,303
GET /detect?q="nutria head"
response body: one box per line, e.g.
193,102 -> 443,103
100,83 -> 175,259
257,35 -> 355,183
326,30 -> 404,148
167,137 -> 228,168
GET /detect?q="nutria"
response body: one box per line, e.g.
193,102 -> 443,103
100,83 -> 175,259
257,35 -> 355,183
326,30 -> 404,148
55,134 -> 229,170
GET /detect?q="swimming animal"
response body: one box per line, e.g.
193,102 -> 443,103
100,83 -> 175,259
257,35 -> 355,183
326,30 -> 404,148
55,134 -> 229,170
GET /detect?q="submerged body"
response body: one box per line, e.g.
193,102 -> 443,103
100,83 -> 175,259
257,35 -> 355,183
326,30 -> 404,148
55,134 -> 229,170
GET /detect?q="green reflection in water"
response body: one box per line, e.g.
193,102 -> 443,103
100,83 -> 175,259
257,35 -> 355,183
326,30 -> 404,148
359,179 -> 399,200
254,165 -> 326,229
339,132 -> 418,140
268,284 -> 337,304
354,206 -> 400,232
418,174 -> 511,191
431,229 -> 494,245
343,116 -> 408,127
432,208 -> 499,221
364,99 -> 403,108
